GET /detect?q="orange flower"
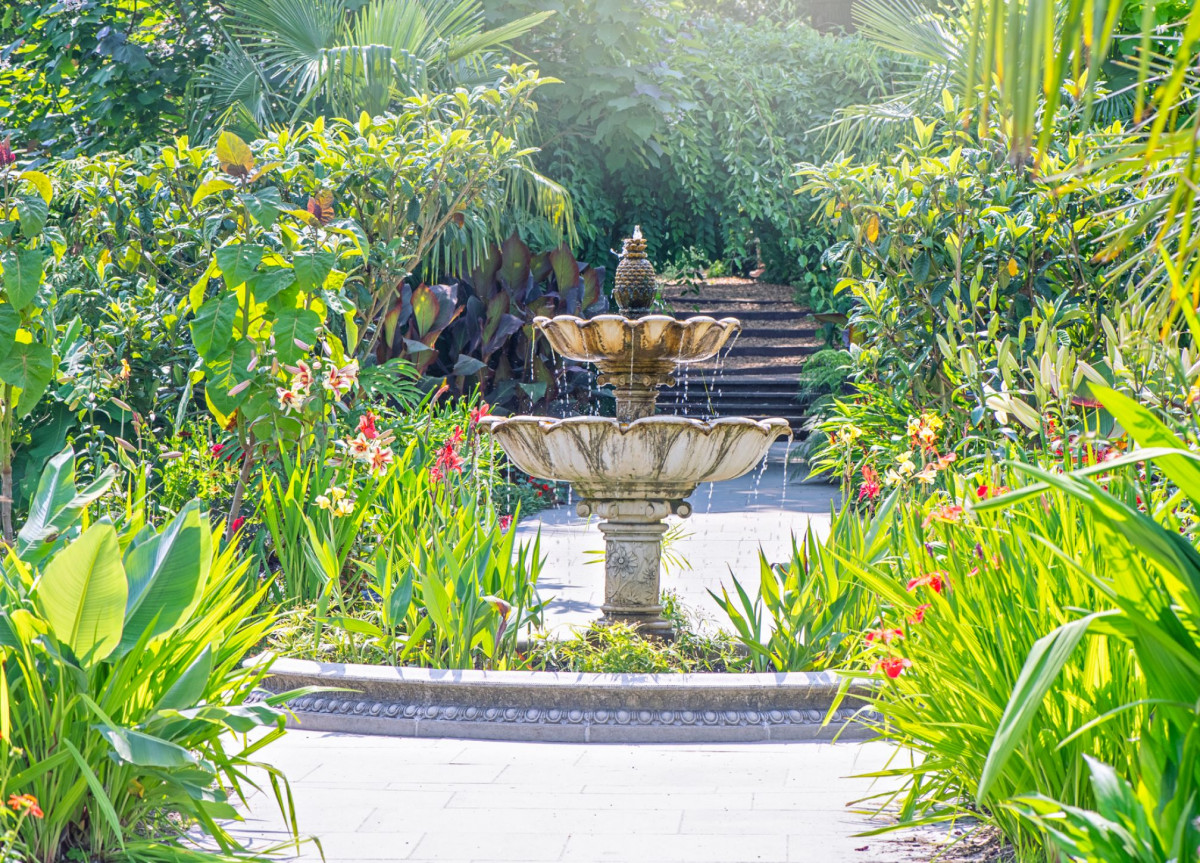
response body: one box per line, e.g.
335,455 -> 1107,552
872,657 -> 912,679
8,794 -> 42,818
922,504 -> 964,529
909,604 -> 930,624
906,571 -> 946,594
864,627 -> 903,647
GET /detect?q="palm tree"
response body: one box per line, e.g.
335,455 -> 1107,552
194,0 -> 551,131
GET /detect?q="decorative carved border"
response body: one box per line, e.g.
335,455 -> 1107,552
250,659 -> 879,743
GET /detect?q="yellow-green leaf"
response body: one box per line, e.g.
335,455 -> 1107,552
192,178 -> 235,207
19,171 -> 52,205
216,132 -> 253,179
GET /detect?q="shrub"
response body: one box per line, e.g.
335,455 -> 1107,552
23,70 -> 567,525
0,0 -> 213,156
797,97 -> 1157,492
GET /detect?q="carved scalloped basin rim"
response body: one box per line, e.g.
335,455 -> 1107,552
534,314 -> 741,366
479,415 -> 792,497
248,657 -> 876,743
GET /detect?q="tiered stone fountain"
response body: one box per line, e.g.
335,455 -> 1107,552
482,229 -> 791,636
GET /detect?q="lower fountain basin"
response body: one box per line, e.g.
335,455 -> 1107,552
479,415 -> 792,500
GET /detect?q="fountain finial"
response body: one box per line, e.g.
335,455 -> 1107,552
614,226 -> 656,316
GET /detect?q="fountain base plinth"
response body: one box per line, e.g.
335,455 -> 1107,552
577,498 -> 693,638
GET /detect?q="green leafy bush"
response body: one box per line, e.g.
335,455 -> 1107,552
524,594 -> 742,673
797,98 -> 1157,491
0,450 -> 306,862
0,0 -> 213,156
488,1 -> 894,294
15,72 -> 562,525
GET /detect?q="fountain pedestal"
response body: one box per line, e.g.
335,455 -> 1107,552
576,498 -> 693,636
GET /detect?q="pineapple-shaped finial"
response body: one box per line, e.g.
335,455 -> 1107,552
614,225 -> 656,316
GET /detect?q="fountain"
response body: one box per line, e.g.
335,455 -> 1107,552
481,228 -> 792,637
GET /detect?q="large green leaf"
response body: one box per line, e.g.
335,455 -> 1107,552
293,250 -> 334,293
215,243 -> 264,289
190,292 -> 239,358
16,448 -> 117,562
0,249 -> 41,311
0,302 -> 20,360
153,646 -> 214,712
119,502 -> 211,652
0,342 -> 54,417
36,524 -> 128,663
977,611 -> 1107,802
272,307 -> 321,363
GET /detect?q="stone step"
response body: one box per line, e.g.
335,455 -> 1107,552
666,307 -> 809,321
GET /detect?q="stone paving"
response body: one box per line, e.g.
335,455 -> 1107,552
221,447 -> 930,862
519,442 -> 839,633
229,731 -> 946,863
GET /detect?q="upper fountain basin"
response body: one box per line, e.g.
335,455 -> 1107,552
534,314 -> 740,375
479,415 -> 791,500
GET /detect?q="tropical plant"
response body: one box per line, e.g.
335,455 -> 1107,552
796,92 -> 1160,495
0,449 -> 309,862
193,0 -> 550,132
833,0 -> 1200,323
384,233 -> 607,410
827,464 -> 1146,857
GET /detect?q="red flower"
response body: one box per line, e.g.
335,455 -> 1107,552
430,465 -> 444,483
230,516 -> 246,533
435,440 -> 464,475
0,137 -> 14,169
357,411 -> 379,440
858,465 -> 881,502
449,426 -> 465,445
909,604 -> 930,624
8,794 -> 42,818
499,515 -> 513,531
872,657 -> 912,679
211,443 -> 225,456
906,571 -> 946,594
469,402 -> 491,425
864,627 -> 903,647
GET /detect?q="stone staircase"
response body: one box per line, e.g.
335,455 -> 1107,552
658,278 -> 824,432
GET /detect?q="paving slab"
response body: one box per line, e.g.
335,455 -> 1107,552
517,443 -> 839,633
223,731 -> 954,863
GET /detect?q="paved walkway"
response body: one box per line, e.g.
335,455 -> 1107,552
517,443 -> 838,633
228,732 -> 952,863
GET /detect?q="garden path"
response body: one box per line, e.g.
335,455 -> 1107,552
227,731 -> 969,862
521,442 -> 838,634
